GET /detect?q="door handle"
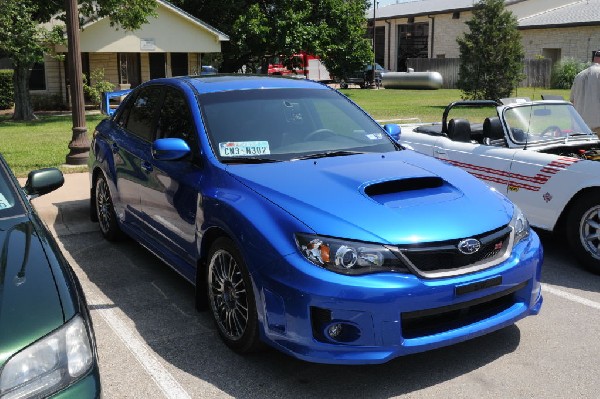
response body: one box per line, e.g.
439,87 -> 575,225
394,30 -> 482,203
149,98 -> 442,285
141,162 -> 153,173
434,149 -> 446,155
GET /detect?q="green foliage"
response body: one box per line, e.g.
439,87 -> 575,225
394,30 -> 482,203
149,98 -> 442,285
457,0 -> 524,100
83,69 -> 115,106
174,0 -> 372,77
0,1 -> 49,69
0,70 -> 14,110
30,94 -> 67,111
551,57 -> 590,89
80,0 -> 158,31
0,0 -> 157,120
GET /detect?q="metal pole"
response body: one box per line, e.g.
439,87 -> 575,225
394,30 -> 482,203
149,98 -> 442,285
372,2 -> 377,88
65,0 -> 90,165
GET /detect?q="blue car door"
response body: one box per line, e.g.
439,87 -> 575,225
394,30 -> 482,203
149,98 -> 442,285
140,87 -> 200,281
110,86 -> 163,228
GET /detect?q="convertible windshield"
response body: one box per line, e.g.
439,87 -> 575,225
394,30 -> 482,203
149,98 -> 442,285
199,88 -> 398,162
503,103 -> 595,144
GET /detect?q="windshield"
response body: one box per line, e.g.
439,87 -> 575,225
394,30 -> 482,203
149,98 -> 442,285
0,162 -> 24,219
503,103 -> 594,144
199,88 -> 398,163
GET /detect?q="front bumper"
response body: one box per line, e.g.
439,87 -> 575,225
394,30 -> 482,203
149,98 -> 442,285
253,231 -> 543,364
51,364 -> 101,398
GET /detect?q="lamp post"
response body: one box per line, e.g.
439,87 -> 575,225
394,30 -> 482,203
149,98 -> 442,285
64,0 -> 90,165
372,1 -> 377,88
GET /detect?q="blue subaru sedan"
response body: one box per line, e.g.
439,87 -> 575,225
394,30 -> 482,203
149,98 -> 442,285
89,76 -> 542,364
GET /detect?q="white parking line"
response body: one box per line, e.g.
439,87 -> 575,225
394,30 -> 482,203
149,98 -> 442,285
89,296 -> 192,399
56,240 -> 192,399
542,283 -> 600,310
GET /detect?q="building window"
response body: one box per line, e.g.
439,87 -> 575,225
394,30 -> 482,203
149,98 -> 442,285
29,62 -> 46,91
118,53 -> 141,88
452,12 -> 460,19
375,26 -> 386,67
171,53 -> 189,77
397,22 -> 429,71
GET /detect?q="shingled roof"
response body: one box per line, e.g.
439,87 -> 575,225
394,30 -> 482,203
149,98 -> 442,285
518,0 -> 600,28
372,0 -> 527,20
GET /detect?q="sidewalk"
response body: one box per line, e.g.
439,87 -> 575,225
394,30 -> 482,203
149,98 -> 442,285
19,172 -> 97,236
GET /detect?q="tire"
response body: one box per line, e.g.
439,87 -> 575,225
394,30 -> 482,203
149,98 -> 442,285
95,175 -> 122,241
566,195 -> 600,274
207,237 -> 262,353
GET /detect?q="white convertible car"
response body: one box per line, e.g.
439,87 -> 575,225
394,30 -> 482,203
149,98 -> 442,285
398,99 -> 600,274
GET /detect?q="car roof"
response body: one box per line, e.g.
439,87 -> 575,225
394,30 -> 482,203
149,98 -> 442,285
148,75 -> 331,94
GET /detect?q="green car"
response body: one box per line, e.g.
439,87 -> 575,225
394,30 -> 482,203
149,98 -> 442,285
0,155 -> 101,398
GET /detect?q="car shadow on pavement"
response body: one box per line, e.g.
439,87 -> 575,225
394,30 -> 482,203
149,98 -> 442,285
58,229 -> 522,398
535,229 -> 600,294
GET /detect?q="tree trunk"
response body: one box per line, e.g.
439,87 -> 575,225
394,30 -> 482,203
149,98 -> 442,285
12,64 -> 37,121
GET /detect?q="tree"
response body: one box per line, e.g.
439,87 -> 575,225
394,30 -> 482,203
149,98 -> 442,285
0,1 -> 55,120
173,0 -> 372,78
0,0 -> 157,121
456,0 -> 524,100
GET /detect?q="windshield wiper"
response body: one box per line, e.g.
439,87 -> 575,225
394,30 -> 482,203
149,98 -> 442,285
291,150 -> 365,161
220,157 -> 281,164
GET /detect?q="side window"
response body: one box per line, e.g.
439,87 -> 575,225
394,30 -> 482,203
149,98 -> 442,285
158,88 -> 197,152
124,87 -> 162,141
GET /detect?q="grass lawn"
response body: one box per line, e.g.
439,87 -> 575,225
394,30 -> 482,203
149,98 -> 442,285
0,113 -> 105,176
341,87 -> 571,122
0,87 -> 571,176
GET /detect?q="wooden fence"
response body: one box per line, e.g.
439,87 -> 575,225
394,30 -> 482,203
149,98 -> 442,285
406,58 -> 552,89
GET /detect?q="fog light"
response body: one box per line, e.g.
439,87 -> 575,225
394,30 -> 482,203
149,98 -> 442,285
324,321 -> 361,344
327,323 -> 343,339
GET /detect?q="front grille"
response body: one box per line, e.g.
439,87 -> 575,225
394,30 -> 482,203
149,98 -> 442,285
401,281 -> 526,339
398,225 -> 512,276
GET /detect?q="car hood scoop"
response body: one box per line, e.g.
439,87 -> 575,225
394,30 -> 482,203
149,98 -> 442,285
363,177 -> 462,208
227,151 -> 512,244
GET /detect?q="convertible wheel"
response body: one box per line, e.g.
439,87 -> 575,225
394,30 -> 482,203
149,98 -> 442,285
95,175 -> 122,241
207,238 -> 262,353
566,195 -> 600,274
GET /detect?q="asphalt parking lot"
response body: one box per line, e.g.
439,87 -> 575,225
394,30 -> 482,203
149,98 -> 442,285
31,174 -> 600,399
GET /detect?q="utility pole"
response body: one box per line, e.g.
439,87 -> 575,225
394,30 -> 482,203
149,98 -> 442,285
65,0 -> 90,165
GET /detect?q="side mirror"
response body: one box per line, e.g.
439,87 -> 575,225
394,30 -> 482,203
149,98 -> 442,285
384,124 -> 401,141
23,168 -> 64,198
152,138 -> 191,161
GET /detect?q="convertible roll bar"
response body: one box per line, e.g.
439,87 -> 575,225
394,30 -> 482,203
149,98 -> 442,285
442,100 -> 502,133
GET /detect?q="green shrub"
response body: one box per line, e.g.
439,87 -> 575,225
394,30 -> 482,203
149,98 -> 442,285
30,93 -> 67,111
83,69 -> 114,106
551,58 -> 590,89
0,69 -> 14,110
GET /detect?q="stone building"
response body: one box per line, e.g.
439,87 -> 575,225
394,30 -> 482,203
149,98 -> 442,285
371,0 -> 600,72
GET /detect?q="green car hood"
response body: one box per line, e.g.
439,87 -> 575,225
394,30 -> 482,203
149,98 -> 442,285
0,216 -> 64,367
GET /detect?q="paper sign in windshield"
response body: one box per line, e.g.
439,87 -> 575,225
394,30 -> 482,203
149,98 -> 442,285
219,141 -> 271,157
0,193 -> 11,210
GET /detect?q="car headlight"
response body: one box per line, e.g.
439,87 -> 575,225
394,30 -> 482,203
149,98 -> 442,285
511,205 -> 530,244
0,315 -> 93,399
295,233 -> 408,275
